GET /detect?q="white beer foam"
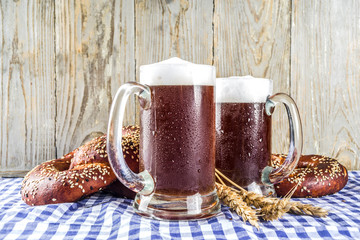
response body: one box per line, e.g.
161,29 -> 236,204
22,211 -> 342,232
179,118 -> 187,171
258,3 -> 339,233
140,57 -> 215,86
216,76 -> 273,103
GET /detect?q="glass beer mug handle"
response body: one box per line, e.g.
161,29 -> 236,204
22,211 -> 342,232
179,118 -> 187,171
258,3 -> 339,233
262,93 -> 303,185
107,82 -> 155,195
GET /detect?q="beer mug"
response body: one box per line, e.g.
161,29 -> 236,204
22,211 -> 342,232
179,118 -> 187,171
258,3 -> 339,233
215,76 -> 303,195
107,58 -> 220,220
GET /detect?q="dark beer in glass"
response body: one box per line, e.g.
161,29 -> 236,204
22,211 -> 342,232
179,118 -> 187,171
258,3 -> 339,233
107,58 -> 220,220
215,76 -> 303,195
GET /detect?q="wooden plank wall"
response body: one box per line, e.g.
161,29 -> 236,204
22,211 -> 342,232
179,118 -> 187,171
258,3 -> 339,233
55,0 -> 135,158
0,0 -> 55,176
1,0 -> 359,176
291,0 -> 360,170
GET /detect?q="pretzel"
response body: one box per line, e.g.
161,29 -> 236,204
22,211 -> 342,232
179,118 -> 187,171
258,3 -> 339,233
21,126 -> 140,205
271,154 -> 348,198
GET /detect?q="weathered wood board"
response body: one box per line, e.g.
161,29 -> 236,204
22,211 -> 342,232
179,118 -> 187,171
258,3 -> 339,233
135,0 -> 214,75
55,0 -> 135,156
0,0 -> 55,176
1,0 -> 360,176
291,0 -> 360,170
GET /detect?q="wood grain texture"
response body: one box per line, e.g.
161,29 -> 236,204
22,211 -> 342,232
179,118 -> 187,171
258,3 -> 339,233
291,0 -> 360,170
214,0 -> 291,154
1,0 -> 360,176
55,0 -> 135,157
135,0 -> 214,76
0,0 -> 55,174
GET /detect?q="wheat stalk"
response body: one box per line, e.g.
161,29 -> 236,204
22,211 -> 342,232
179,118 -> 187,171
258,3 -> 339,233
216,183 -> 260,229
215,169 -> 328,221
229,187 -> 328,217
287,202 -> 328,217
257,185 -> 298,221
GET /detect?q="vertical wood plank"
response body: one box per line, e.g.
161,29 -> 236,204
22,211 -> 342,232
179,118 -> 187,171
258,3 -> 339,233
291,0 -> 360,170
0,0 -> 55,176
55,0 -> 135,156
214,0 -> 291,154
135,0 -> 214,77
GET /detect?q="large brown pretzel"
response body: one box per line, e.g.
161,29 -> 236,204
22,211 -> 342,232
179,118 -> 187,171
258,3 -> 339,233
21,126 -> 140,205
271,154 -> 348,198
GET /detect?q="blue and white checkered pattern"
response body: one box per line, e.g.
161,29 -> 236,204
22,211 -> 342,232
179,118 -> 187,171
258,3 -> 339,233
0,172 -> 359,239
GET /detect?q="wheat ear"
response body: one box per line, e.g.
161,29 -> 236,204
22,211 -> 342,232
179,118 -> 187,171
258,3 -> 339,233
215,183 -> 260,229
215,169 -> 328,219
287,201 -> 328,217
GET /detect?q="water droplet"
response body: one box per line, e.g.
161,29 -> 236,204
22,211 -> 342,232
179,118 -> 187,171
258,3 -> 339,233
197,169 -> 201,173
248,153 -> 251,157
152,131 -> 155,136
261,148 -> 264,152
259,138 -> 262,142
248,118 -> 251,122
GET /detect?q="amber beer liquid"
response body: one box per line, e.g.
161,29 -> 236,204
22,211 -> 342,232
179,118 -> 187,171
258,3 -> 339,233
119,57 -> 221,220
215,76 -> 303,195
215,76 -> 274,192
216,102 -> 271,187
140,85 -> 215,195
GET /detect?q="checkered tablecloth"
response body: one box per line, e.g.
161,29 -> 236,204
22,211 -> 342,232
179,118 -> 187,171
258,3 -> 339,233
0,172 -> 359,240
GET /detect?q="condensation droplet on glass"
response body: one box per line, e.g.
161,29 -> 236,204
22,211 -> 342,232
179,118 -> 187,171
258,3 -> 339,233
197,169 -> 201,173
259,138 -> 262,142
261,148 -> 264,151
152,131 -> 155,136
248,118 -> 251,122
248,152 -> 251,157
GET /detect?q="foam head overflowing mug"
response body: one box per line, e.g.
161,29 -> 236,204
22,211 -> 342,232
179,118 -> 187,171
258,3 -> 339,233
107,58 -> 220,220
215,76 -> 303,195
